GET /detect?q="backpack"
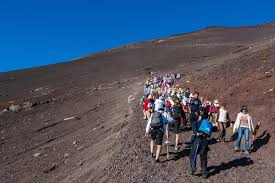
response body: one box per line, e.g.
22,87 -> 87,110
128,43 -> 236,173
150,112 -> 163,128
172,105 -> 182,120
198,119 -> 213,137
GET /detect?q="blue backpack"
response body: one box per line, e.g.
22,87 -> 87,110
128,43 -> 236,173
198,119 -> 213,137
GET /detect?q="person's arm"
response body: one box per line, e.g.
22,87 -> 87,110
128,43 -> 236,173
233,113 -> 240,133
145,115 -> 152,134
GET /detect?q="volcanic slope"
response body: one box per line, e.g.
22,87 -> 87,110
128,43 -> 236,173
1,24 -> 275,183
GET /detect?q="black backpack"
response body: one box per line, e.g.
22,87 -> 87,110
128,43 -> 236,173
172,105 -> 183,120
150,112 -> 163,128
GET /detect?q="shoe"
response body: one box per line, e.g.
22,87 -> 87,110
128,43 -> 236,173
244,151 -> 249,154
151,153 -> 154,158
189,168 -> 195,175
155,159 -> 160,163
164,140 -> 170,144
234,147 -> 239,152
201,173 -> 208,179
175,146 -> 180,151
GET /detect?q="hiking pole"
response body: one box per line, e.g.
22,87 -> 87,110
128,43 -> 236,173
191,142 -> 199,172
166,141 -> 170,159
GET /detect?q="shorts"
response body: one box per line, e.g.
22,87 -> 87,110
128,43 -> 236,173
150,128 -> 164,145
173,119 -> 180,134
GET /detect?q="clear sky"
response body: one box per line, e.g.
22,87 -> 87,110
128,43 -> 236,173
1,0 -> 275,72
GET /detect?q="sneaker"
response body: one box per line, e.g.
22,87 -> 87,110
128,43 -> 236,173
164,140 -> 170,144
234,147 -> 239,152
175,146 -> 180,151
244,151 -> 249,154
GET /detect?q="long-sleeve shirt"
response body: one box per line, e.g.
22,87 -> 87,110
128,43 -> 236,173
146,111 -> 174,133
233,113 -> 254,133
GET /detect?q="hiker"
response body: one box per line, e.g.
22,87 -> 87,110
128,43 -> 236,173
189,92 -> 202,142
154,95 -> 165,112
145,107 -> 173,162
202,96 -> 211,113
189,110 -> 213,179
143,94 -> 154,120
184,87 -> 191,98
171,96 -> 185,151
233,105 -> 254,154
216,103 -> 231,142
209,99 -> 220,127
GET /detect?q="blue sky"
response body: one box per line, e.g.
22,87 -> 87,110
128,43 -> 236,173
1,0 -> 275,72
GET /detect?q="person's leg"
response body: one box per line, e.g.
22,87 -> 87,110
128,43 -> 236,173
175,134 -> 179,147
221,123 -> 226,142
200,139 -> 208,178
235,127 -> 243,150
143,109 -> 147,120
218,122 -> 222,142
150,140 -> 154,154
156,145 -> 162,160
150,129 -> 157,157
189,138 -> 199,173
244,128 -> 250,153
155,129 -> 164,161
173,120 -> 180,150
146,110 -> 151,120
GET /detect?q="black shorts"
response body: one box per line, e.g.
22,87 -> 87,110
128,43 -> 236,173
150,128 -> 164,145
173,120 -> 180,134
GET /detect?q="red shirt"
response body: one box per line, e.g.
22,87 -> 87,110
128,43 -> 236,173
143,98 -> 151,111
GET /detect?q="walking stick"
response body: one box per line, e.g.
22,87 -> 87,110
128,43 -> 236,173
191,142 -> 199,172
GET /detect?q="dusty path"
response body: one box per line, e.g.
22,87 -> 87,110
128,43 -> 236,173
107,96 -> 275,183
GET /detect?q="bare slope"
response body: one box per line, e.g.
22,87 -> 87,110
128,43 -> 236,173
0,24 -> 275,183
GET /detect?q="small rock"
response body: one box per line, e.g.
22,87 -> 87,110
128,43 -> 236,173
73,140 -> 78,145
267,88 -> 274,93
9,104 -> 21,113
128,95 -> 136,103
91,87 -> 98,92
33,152 -> 42,157
1,130 -> 5,134
22,102 -> 33,109
64,117 -> 76,121
265,72 -> 272,78
64,153 -> 69,157
78,161 -> 84,166
78,146 -> 84,151
43,163 -> 56,173
92,127 -> 97,131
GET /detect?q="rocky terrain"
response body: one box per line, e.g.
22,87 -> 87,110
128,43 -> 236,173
1,23 -> 275,183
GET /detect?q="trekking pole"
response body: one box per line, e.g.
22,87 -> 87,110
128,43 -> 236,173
191,142 -> 199,172
166,142 -> 169,159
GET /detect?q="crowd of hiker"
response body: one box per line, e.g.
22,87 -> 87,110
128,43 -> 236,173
142,73 -> 256,179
